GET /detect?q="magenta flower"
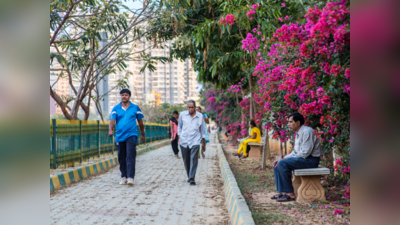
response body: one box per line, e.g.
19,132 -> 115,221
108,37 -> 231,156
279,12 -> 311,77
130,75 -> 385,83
281,3 -> 285,7
333,209 -> 343,215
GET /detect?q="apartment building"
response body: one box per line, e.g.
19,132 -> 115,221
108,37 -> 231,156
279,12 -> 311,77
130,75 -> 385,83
50,33 -> 198,118
106,38 -> 198,114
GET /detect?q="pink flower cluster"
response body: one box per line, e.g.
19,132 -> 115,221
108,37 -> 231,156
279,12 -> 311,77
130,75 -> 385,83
333,209 -> 343,215
246,3 -> 259,20
228,84 -> 242,93
220,14 -> 236,26
334,158 -> 350,176
242,33 -> 260,52
207,96 -> 215,103
342,186 -> 350,199
250,0 -> 350,151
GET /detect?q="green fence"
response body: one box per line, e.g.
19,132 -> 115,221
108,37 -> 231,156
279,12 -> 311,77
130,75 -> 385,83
50,119 -> 169,169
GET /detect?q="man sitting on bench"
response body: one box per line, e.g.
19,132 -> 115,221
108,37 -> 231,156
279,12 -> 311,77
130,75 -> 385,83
271,112 -> 322,202
233,120 -> 261,159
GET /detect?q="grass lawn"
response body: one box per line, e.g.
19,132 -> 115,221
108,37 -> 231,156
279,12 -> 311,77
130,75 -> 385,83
219,134 -> 350,225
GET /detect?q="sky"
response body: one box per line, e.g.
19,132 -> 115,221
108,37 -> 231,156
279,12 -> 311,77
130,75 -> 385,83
121,0 -> 145,11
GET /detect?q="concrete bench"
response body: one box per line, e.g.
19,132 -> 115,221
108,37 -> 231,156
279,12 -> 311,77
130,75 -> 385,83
248,142 -> 263,158
292,165 -> 330,202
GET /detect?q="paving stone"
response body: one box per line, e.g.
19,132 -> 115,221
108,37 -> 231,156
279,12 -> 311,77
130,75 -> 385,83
51,133 -> 229,225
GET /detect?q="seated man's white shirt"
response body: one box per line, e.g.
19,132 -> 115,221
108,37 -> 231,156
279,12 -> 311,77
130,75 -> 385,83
284,125 -> 322,159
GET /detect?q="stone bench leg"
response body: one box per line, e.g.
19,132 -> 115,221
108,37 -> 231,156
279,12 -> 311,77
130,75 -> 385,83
296,175 -> 326,202
292,175 -> 301,196
248,146 -> 262,158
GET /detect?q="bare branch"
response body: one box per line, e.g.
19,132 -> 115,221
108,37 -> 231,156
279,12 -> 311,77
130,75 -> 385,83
53,34 -> 84,43
50,68 -> 68,71
50,0 -> 84,45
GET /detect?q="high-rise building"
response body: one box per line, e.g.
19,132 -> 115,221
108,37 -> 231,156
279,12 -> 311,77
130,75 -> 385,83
106,38 -> 198,115
51,29 -> 198,119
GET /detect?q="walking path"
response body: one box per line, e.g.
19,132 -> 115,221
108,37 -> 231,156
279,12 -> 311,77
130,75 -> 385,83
50,132 -> 230,225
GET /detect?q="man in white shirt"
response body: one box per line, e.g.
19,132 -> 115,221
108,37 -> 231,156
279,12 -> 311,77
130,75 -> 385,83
271,112 -> 322,202
178,100 -> 206,186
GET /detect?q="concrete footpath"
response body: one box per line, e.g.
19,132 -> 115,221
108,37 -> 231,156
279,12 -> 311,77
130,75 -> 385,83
50,132 -> 230,225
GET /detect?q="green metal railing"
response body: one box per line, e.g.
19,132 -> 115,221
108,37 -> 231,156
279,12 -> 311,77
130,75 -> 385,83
50,119 -> 169,169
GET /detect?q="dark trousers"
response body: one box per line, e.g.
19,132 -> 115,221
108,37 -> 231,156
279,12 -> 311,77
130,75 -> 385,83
171,136 -> 179,155
245,145 -> 251,155
273,156 -> 319,193
180,145 -> 200,179
116,136 -> 137,179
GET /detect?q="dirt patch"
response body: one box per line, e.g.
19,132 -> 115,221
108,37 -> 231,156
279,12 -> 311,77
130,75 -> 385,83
219,134 -> 350,225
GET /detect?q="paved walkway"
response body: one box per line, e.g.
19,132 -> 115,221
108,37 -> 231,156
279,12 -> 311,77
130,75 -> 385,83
50,132 -> 230,225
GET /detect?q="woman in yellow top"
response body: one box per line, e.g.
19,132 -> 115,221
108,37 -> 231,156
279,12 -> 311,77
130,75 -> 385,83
234,120 -> 261,159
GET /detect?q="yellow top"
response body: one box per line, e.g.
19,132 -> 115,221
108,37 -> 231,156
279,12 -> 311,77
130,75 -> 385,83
251,127 -> 262,143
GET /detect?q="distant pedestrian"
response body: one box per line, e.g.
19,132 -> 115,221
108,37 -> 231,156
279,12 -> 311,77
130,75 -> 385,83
178,100 -> 206,186
169,111 -> 180,158
108,89 -> 145,185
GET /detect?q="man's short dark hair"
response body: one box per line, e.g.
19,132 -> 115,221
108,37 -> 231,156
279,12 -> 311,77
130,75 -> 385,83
173,110 -> 179,115
120,89 -> 131,96
187,100 -> 196,106
196,106 -> 202,110
288,112 -> 305,125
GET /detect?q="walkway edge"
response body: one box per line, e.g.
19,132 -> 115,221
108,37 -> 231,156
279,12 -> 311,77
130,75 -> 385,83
216,136 -> 256,225
50,139 -> 170,192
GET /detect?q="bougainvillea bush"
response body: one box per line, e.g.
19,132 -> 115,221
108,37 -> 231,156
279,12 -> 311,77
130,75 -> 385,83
251,0 -> 350,199
199,84 -> 250,145
203,0 -> 350,203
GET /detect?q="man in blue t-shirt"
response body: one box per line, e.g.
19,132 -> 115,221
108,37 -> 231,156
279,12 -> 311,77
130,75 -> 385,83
108,89 -> 145,185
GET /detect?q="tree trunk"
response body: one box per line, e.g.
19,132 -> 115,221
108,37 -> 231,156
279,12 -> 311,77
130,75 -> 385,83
280,140 -> 283,158
261,127 -> 271,169
50,86 -> 74,120
249,75 -> 254,118
240,90 -> 246,135
83,91 -> 91,121
252,98 -> 257,119
94,88 -> 104,122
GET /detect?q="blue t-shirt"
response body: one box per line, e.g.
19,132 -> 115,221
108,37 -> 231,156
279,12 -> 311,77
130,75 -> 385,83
109,102 -> 144,142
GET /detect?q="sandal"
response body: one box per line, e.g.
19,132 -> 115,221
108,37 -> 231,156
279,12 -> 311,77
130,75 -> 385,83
239,154 -> 248,159
232,153 -> 239,156
276,195 -> 296,202
271,193 -> 283,200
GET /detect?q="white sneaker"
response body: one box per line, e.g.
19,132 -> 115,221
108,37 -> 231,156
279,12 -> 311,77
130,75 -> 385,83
127,178 -> 134,185
119,177 -> 127,185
